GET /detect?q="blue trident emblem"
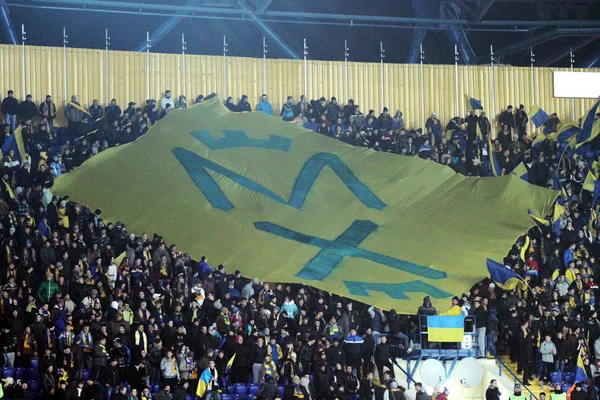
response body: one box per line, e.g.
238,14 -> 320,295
254,220 -> 447,280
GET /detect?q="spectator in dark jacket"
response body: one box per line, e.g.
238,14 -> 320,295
256,376 -> 278,400
1,90 -> 19,131
237,95 -> 252,112
18,95 -> 38,123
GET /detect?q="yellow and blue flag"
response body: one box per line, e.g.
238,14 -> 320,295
488,137 -> 502,176
2,179 -> 14,200
51,99 -> 558,313
575,348 -> 587,383
529,105 -> 549,128
511,162 -> 528,182
1,127 -> 23,162
527,209 -> 548,228
196,368 -> 214,397
520,235 -> 530,261
467,96 -> 483,111
553,201 -> 565,236
552,122 -> 580,146
486,258 -> 524,290
575,99 -> 600,147
427,316 -> 465,342
225,353 -> 236,373
583,170 -> 600,206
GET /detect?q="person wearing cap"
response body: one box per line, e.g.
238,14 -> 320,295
257,94 -> 273,115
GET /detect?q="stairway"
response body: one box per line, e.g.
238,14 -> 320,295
497,354 -> 544,399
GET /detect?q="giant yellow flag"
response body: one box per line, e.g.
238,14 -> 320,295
52,100 -> 558,313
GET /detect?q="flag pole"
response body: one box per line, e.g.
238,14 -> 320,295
454,44 -> 459,117
21,24 -> 26,100
420,43 -> 425,130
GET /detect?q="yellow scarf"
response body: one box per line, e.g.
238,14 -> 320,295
171,358 -> 177,374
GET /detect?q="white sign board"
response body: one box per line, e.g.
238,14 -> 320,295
553,71 -> 600,98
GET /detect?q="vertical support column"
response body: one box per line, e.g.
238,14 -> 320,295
454,44 -> 459,117
570,47 -> 575,120
380,42 -> 385,111
21,24 -> 26,99
420,43 -> 425,129
303,38 -> 308,97
223,35 -> 228,100
344,40 -> 349,104
263,37 -> 267,96
182,33 -> 187,98
491,45 -> 496,127
63,27 -> 68,106
530,47 -> 536,136
146,32 -> 151,101
105,29 -> 110,106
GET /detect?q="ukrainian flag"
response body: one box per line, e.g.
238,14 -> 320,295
488,137 -> 502,176
486,258 -> 524,290
196,367 -> 216,397
529,105 -> 549,128
575,99 -> 600,146
427,316 -> 464,342
575,348 -> 587,383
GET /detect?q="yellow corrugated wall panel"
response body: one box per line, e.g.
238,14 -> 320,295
2,44 -> 600,132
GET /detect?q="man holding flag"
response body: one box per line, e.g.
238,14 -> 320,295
197,359 -> 221,400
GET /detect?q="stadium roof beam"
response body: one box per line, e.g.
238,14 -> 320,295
538,37 -> 598,67
235,0 -> 299,60
475,28 -> 600,63
0,0 -> 18,45
471,0 -> 496,23
248,0 -> 273,14
16,0 -> 600,28
135,0 -> 204,52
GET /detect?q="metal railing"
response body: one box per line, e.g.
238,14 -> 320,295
488,347 -> 538,400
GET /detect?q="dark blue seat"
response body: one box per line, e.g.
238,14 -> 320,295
235,386 -> 248,396
2,368 -> 14,379
15,367 -> 28,381
222,395 -> 233,400
564,372 -> 575,385
550,372 -> 562,385
30,359 -> 39,370
563,384 -> 573,393
153,384 -> 161,394
249,386 -> 259,396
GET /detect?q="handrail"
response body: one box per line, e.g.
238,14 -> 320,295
390,356 -> 419,386
488,347 -> 538,400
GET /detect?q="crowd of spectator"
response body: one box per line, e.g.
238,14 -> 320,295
1,88 -> 600,400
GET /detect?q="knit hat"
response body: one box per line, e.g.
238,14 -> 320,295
214,300 -> 222,310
